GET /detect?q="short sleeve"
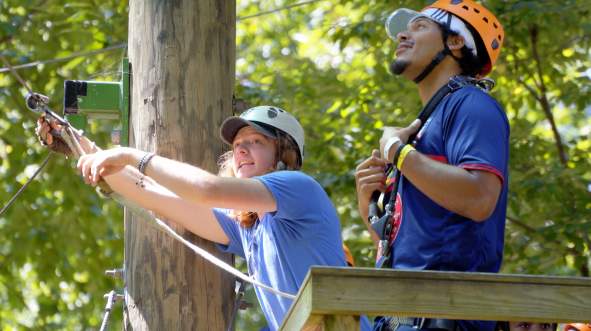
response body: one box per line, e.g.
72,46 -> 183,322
443,89 -> 509,183
255,171 -> 326,221
213,208 -> 245,258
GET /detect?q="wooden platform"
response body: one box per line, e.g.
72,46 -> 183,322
280,267 -> 591,330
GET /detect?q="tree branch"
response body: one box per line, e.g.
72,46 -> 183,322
506,215 -> 537,233
517,78 -> 542,104
529,24 -> 568,165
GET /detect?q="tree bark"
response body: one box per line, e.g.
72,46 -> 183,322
126,1 -> 236,329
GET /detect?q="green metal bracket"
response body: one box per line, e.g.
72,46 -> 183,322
64,58 -> 130,146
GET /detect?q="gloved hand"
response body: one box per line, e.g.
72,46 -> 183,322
35,114 -> 76,156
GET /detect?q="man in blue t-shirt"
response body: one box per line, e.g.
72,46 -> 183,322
355,1 -> 508,330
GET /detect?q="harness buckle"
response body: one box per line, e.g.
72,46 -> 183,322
375,240 -> 391,268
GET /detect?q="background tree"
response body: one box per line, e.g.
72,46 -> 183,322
0,0 -> 589,329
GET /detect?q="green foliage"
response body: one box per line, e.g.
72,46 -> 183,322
1,0 -> 590,329
235,0 -> 591,277
0,0 -> 128,329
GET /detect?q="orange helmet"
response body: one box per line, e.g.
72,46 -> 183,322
565,323 -> 591,331
426,0 -> 504,76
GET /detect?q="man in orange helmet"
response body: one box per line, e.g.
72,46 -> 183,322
355,0 -> 509,330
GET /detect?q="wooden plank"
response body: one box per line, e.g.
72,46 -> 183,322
281,267 -> 591,329
281,276 -> 362,331
281,277 -> 314,331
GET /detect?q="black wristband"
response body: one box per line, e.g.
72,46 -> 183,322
138,152 -> 155,174
392,143 -> 406,166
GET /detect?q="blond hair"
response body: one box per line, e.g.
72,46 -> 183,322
218,132 -> 301,228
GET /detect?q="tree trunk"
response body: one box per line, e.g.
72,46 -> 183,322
125,1 -> 236,329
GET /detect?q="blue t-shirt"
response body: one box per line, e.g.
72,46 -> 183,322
388,86 -> 509,331
215,171 -> 371,331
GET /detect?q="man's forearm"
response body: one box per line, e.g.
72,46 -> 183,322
400,151 -> 501,221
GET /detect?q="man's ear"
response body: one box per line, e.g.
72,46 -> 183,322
447,35 -> 465,50
447,34 -> 465,57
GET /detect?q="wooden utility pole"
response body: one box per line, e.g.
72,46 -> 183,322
126,1 -> 236,329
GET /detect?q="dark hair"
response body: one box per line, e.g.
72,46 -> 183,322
437,21 -> 489,77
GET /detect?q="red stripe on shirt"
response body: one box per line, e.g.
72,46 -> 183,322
461,163 -> 505,184
427,154 -> 448,163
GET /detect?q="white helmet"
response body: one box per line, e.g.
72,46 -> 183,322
220,105 -> 305,162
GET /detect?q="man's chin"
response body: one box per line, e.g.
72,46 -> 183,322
389,59 -> 410,76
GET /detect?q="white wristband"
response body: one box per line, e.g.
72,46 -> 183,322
383,136 -> 401,161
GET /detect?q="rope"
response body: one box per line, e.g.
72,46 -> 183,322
111,193 -> 296,300
237,0 -> 323,21
0,154 -> 52,217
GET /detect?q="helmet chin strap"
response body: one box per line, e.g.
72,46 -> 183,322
412,47 -> 452,83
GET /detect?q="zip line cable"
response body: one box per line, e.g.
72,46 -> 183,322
0,0 -> 324,73
237,0 -> 323,21
0,153 -> 52,217
0,54 -> 34,93
0,54 -> 54,218
115,195 -> 296,299
0,43 -> 127,73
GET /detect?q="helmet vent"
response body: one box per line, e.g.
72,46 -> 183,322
492,39 -> 499,50
498,34 -> 502,41
462,5 -> 469,10
267,108 -> 278,118
483,17 -> 489,23
493,22 -> 498,29
473,8 -> 480,13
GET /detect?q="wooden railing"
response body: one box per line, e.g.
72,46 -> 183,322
280,267 -> 591,331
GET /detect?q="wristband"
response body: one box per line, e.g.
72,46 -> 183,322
396,144 -> 416,170
392,143 -> 406,167
138,152 -> 156,174
382,136 -> 401,161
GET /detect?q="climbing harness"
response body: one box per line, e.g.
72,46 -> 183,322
0,153 -> 52,217
369,76 -> 494,268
